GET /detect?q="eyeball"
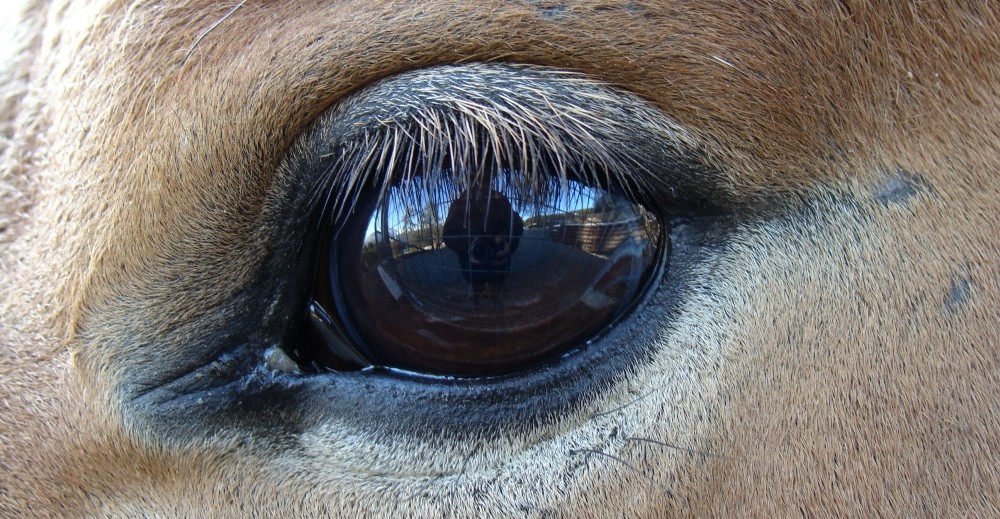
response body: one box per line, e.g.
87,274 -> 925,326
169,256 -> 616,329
313,170 -> 665,376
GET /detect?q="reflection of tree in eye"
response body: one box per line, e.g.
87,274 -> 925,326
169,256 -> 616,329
368,170 -> 609,243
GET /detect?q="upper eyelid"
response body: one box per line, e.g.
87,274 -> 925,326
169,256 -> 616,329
282,64 -> 722,224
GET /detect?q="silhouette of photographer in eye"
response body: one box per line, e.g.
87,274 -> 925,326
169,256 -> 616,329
442,184 -> 524,301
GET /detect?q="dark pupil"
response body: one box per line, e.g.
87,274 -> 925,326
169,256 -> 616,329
325,172 -> 663,376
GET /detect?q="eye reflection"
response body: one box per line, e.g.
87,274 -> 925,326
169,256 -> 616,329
318,171 -> 664,376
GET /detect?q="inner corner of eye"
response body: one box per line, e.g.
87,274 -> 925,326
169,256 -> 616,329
285,162 -> 667,379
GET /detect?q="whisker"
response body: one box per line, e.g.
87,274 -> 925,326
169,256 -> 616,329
569,448 -> 675,499
590,390 -> 655,418
625,436 -> 743,462
182,0 -> 247,65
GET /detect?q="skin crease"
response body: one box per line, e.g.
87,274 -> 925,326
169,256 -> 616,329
0,0 -> 998,516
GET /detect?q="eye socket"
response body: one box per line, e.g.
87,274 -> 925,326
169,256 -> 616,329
312,170 -> 665,376
131,64 -> 721,438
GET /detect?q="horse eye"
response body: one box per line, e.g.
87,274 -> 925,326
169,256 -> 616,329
308,171 -> 665,377
276,64 -> 697,378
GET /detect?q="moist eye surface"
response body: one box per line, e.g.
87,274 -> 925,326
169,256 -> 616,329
316,171 -> 665,376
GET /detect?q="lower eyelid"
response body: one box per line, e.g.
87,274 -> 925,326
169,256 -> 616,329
136,210 -> 726,440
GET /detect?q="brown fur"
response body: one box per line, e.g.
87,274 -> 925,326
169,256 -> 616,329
1,0 -> 998,516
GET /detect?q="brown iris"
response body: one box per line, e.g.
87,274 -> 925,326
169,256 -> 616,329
311,171 -> 664,376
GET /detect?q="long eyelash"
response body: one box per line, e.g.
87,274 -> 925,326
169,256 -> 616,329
297,64 -> 699,226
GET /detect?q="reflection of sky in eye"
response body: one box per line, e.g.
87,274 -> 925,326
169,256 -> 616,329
362,174 -> 604,245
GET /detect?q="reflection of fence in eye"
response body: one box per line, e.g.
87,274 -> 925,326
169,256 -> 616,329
547,218 -> 643,257
356,174 -> 662,319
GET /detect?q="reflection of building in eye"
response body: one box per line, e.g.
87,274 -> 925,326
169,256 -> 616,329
442,186 -> 524,289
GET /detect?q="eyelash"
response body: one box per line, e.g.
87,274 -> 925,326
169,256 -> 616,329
301,67 -> 700,227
